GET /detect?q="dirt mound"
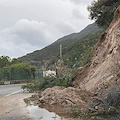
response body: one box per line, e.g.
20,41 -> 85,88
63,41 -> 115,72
73,5 -> 120,94
38,86 -> 91,107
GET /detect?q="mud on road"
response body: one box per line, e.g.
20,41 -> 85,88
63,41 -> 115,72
0,93 -> 34,120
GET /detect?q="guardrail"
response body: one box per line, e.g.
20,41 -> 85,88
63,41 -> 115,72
0,80 -> 32,85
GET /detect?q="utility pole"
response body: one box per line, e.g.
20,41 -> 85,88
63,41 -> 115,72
60,43 -> 62,60
59,43 -> 62,77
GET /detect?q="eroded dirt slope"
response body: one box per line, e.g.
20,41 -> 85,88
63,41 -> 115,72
73,5 -> 120,94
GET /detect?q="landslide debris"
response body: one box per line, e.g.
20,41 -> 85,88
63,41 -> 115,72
37,86 -> 91,107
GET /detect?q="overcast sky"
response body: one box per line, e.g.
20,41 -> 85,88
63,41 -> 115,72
0,0 -> 94,58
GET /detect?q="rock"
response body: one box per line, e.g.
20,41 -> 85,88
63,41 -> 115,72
38,86 -> 91,107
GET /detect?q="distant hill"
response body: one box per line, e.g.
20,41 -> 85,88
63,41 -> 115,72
19,23 -> 101,66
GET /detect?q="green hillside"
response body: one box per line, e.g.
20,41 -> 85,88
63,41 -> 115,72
19,23 -> 101,67
61,31 -> 102,69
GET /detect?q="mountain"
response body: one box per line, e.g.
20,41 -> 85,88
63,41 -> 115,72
73,6 -> 120,94
19,23 -> 101,66
54,22 -> 100,44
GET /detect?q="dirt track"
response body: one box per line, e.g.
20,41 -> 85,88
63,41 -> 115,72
0,93 -> 34,120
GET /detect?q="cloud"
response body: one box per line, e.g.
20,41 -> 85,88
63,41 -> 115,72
72,9 -> 86,20
0,19 -> 77,58
0,0 -> 93,58
66,0 -> 93,5
2,19 -> 52,47
55,20 -> 78,35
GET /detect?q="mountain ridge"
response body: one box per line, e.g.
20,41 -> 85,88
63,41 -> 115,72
19,23 -> 101,66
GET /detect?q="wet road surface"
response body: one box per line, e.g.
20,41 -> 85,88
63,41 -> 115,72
0,84 -> 23,96
0,84 -> 33,120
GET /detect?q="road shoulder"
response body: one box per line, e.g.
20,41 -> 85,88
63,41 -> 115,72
0,93 -> 34,120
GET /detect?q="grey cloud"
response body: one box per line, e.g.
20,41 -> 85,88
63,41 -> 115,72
0,19 -> 78,58
66,0 -> 93,5
12,20 -> 47,47
0,40 -> 40,58
1,19 -> 55,47
55,20 -> 78,35
1,19 -> 77,46
0,19 -> 59,58
0,0 -> 73,30
72,9 -> 86,19
0,0 -> 93,58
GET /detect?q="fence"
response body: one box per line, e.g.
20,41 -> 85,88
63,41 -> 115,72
35,70 -> 43,79
0,68 -> 56,82
0,68 -> 34,81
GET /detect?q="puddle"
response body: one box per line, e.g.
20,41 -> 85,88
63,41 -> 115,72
27,105 -> 112,120
27,105 -> 70,120
25,99 -> 110,120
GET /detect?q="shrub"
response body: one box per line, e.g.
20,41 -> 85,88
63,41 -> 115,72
87,87 -> 120,118
22,76 -> 72,92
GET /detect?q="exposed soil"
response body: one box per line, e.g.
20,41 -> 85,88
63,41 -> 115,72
37,86 -> 92,108
73,5 -> 120,94
0,93 -> 34,120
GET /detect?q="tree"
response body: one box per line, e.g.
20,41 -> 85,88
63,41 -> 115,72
88,0 -> 120,28
0,56 -> 11,68
11,58 -> 18,64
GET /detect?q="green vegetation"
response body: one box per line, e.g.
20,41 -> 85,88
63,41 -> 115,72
61,31 -> 102,69
0,56 -> 36,81
70,87 -> 120,119
71,106 -> 93,119
87,87 -> 120,119
99,87 -> 120,114
88,0 -> 120,28
0,56 -> 11,68
22,76 -> 72,92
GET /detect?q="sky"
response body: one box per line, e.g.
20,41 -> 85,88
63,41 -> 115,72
0,0 -> 94,58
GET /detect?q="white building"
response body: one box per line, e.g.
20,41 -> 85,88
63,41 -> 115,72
43,70 -> 56,77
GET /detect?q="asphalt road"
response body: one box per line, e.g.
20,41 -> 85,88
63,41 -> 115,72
0,84 -> 24,96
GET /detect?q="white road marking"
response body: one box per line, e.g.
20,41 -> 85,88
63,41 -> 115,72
4,90 -> 23,97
